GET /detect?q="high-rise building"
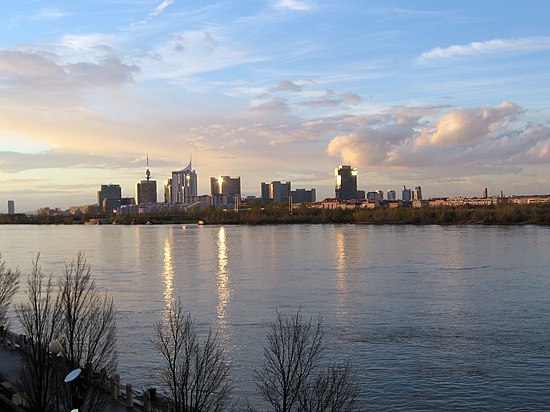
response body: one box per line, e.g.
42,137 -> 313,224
402,186 -> 412,202
387,190 -> 396,201
171,159 -> 197,204
211,176 -> 241,209
136,155 -> 157,204
261,181 -> 292,204
7,200 -> 15,215
97,184 -> 122,214
261,182 -> 271,204
335,165 -> 358,200
291,188 -> 316,204
413,186 -> 423,201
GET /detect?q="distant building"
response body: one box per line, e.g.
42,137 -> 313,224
171,159 -> 197,204
483,188 -> 488,198
335,165 -> 358,200
211,176 -> 241,209
98,184 -> 122,214
367,191 -> 384,201
291,188 -> 316,204
402,186 -> 412,202
164,179 -> 172,203
413,186 -> 423,201
69,204 -> 99,215
136,155 -> 157,204
261,181 -> 292,204
387,190 -> 396,201
7,200 -> 14,215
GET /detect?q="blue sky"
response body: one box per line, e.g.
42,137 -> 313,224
2,0 -> 550,211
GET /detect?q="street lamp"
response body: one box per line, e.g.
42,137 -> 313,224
49,339 -> 63,412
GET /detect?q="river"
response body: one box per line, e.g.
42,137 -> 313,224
1,224 -> 549,410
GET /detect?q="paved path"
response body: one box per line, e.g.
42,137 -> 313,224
0,336 -> 139,411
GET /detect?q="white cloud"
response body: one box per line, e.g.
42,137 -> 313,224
326,102 -> 550,175
418,37 -> 550,63
150,0 -> 175,17
275,0 -> 311,11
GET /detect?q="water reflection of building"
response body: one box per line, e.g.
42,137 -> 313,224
163,229 -> 175,309
217,227 -> 231,326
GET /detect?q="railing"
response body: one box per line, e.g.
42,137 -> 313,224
0,326 -> 162,412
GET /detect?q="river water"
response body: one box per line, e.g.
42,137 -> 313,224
1,224 -> 549,410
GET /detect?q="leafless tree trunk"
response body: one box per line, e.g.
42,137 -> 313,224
17,256 -> 63,412
16,253 -> 117,412
253,310 -> 358,412
0,253 -> 19,329
153,298 -> 232,412
56,252 -> 117,412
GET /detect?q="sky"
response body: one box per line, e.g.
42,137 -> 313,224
1,0 -> 550,212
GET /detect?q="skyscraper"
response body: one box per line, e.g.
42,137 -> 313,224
211,176 -> 241,209
171,159 -> 197,204
7,200 -> 15,215
261,181 -> 292,204
291,189 -> 316,204
413,186 -> 423,201
335,165 -> 358,200
97,184 -> 122,214
136,155 -> 157,204
402,186 -> 412,202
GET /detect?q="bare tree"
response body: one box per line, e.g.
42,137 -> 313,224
153,298 -> 232,412
17,253 -> 117,412
56,252 -> 117,412
253,310 -> 358,412
17,256 -> 63,412
0,253 -> 19,329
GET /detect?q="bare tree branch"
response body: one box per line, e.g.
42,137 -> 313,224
0,253 -> 19,329
153,298 -> 232,412
253,309 -> 358,412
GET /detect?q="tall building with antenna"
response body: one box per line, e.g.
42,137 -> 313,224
136,155 -> 158,204
170,157 -> 197,204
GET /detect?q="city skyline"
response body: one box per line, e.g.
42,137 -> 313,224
2,1 -> 550,211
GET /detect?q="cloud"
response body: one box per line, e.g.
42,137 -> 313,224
268,80 -> 303,93
0,150 -> 174,173
418,37 -> 550,63
31,8 -> 70,21
326,102 -> 550,175
303,89 -> 362,109
150,0 -> 175,17
0,48 -> 139,94
417,101 -> 521,146
133,0 -> 175,25
275,0 -> 311,11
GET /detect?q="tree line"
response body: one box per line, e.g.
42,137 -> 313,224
3,203 -> 550,226
0,253 -> 359,412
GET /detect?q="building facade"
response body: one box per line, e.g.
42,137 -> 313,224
136,156 -> 157,204
97,184 -> 122,213
211,176 -> 241,209
335,165 -> 358,200
171,160 -> 197,204
291,188 -> 316,204
402,186 -> 412,202
261,181 -> 292,204
7,200 -> 14,215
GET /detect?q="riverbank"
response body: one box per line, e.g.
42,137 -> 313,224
2,203 -> 550,226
